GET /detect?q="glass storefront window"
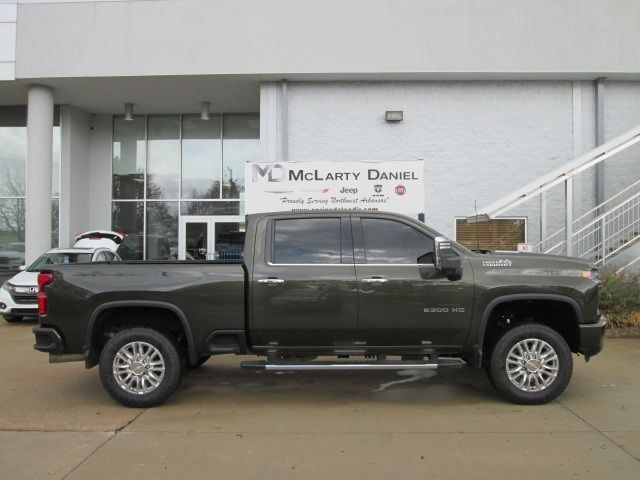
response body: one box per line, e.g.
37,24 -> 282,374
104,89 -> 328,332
0,127 -> 26,197
112,117 -> 145,199
112,202 -> 144,260
147,116 -> 180,199
146,201 -> 178,260
0,198 -> 25,272
111,113 -> 258,260
182,116 -> 221,199
0,109 -> 60,270
181,201 -> 241,216
222,115 -> 259,199
51,199 -> 59,248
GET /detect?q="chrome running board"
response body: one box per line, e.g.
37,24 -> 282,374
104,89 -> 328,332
241,358 -> 466,371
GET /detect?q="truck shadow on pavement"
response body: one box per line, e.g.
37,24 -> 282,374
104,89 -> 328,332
171,358 -> 501,408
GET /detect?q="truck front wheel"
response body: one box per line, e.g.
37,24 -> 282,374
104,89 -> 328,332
99,327 -> 182,407
487,323 -> 573,405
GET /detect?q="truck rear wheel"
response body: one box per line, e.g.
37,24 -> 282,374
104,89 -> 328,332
487,323 -> 573,405
99,327 -> 182,407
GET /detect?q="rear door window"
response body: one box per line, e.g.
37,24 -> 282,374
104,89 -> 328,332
361,218 -> 435,264
273,218 -> 343,264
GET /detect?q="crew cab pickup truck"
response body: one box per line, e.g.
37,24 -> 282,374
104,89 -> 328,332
32,211 -> 606,407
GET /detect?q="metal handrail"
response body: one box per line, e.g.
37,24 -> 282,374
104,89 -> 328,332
574,178 -> 640,227
571,193 -> 640,265
470,122 -> 640,263
533,228 -> 564,250
542,240 -> 566,255
534,180 -> 640,252
572,191 -> 640,238
477,124 -> 640,219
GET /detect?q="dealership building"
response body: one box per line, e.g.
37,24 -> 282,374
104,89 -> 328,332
1,0 -> 639,269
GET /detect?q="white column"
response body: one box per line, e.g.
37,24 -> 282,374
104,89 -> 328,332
25,84 -> 54,264
59,105 -> 91,248
260,82 -> 279,162
88,115 -> 113,231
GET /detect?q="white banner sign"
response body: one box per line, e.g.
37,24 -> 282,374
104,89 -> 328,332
245,160 -> 424,216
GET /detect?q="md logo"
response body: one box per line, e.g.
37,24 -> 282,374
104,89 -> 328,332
252,163 -> 286,182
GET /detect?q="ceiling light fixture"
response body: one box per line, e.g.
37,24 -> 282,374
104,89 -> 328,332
124,103 -> 134,121
201,101 -> 210,120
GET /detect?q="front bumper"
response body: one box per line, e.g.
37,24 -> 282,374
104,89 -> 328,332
32,325 -> 65,354
578,315 -> 607,359
0,288 -> 37,317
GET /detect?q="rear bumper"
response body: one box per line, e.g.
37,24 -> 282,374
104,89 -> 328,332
578,315 -> 607,358
32,325 -> 65,354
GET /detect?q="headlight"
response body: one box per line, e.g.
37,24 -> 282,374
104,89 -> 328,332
582,268 -> 599,280
1,282 -> 13,292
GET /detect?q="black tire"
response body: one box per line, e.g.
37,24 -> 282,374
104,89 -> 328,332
99,327 -> 182,408
3,315 -> 22,323
487,323 -> 573,405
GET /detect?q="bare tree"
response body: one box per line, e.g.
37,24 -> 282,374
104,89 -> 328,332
0,164 -> 25,242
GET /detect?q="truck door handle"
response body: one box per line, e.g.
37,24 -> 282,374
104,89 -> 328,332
258,277 -> 285,285
361,276 -> 388,283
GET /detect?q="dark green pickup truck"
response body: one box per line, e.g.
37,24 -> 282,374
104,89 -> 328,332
33,211 -> 606,407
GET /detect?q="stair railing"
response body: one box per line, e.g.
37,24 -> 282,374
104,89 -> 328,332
471,124 -> 640,259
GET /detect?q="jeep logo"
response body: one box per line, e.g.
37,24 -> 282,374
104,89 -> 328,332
252,163 -> 286,182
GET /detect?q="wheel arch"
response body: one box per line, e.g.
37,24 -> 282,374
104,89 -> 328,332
472,293 -> 583,368
85,301 -> 198,367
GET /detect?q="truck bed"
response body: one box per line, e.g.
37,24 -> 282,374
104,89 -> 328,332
41,261 -> 246,358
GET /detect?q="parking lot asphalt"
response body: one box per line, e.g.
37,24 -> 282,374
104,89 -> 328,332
1,319 -> 639,480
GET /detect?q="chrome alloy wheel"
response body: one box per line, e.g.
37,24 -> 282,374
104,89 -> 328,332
506,338 -> 559,392
112,341 -> 165,395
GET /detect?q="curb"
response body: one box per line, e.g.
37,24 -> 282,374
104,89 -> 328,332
606,328 -> 640,338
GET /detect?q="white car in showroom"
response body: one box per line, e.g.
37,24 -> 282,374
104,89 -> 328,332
1,231 -> 123,323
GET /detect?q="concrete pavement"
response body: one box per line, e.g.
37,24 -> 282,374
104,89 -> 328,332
0,319 -> 638,479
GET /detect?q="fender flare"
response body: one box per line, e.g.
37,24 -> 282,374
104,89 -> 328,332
86,300 -> 198,366
472,293 -> 583,367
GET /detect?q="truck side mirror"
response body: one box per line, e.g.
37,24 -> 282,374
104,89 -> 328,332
18,265 -> 26,271
435,237 -> 463,281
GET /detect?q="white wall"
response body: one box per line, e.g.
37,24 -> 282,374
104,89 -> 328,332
64,80 -> 640,244
0,1 -> 16,80
16,0 -> 640,80
605,81 -> 640,198
283,81 -> 582,238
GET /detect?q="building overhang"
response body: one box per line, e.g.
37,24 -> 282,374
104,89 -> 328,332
3,70 -> 640,115
13,0 -> 640,84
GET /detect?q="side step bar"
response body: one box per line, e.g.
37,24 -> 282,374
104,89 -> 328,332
241,358 -> 466,371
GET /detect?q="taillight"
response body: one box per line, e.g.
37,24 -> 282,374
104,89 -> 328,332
37,273 -> 53,315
